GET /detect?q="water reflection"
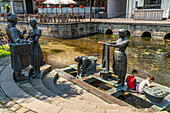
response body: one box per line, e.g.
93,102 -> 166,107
39,34 -> 170,87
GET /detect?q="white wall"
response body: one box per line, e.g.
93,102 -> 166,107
161,0 -> 170,18
137,0 -> 144,7
133,0 -> 170,18
130,0 -> 140,17
107,0 -> 126,18
128,0 -> 136,18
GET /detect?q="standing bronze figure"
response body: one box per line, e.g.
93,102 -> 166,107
6,12 -> 31,81
25,19 -> 44,78
107,29 -> 129,86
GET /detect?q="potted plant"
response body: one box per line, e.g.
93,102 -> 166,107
98,5 -> 101,8
57,6 -> 61,8
70,5 -> 74,8
80,5 -> 83,8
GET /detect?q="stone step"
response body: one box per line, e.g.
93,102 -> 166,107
42,70 -> 135,111
21,78 -> 100,112
43,70 -> 107,105
0,64 -> 147,113
26,66 -> 116,112
0,64 -> 91,113
55,77 -> 107,103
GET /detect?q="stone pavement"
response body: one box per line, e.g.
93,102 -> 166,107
0,57 -> 36,113
0,56 -> 168,113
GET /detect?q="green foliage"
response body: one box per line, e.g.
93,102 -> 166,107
0,46 -> 10,59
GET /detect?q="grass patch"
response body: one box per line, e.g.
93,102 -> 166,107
0,46 -> 10,59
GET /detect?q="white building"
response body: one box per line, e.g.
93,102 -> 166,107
129,0 -> 170,19
0,0 -> 34,14
107,0 -> 170,20
107,0 -> 128,18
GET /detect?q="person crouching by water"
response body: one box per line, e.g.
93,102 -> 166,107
6,12 -> 30,81
136,75 -> 156,94
107,29 -> 129,87
75,56 -> 97,79
25,19 -> 44,78
126,69 -> 138,90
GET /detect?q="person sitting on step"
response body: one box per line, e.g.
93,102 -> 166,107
126,69 -> 138,90
136,75 -> 156,94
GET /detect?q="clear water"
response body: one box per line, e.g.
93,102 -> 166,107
39,34 -> 170,87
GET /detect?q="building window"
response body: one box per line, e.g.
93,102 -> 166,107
14,1 -> 24,14
0,1 -> 11,13
144,0 -> 162,9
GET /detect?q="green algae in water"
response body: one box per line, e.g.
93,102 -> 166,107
39,34 -> 170,87
51,49 -> 64,54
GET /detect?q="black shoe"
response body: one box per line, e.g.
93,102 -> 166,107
15,75 -> 28,81
32,73 -> 39,78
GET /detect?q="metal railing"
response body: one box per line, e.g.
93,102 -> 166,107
1,12 -> 170,24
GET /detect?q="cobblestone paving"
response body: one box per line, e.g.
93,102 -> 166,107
0,57 -> 36,113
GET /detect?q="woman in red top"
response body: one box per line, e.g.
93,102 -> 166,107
126,69 -> 138,90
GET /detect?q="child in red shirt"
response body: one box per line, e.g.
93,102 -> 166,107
126,69 -> 138,90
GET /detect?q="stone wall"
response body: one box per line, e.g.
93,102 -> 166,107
0,21 -> 98,39
1,20 -> 170,38
98,22 -> 170,38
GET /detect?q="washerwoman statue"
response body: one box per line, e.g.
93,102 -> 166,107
6,12 -> 30,81
75,56 -> 97,79
25,19 -> 44,78
107,29 -> 129,86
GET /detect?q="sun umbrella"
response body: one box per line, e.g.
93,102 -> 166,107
43,0 -> 76,14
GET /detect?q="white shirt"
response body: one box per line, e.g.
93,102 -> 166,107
136,80 -> 149,93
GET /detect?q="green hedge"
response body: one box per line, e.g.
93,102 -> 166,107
0,46 -> 10,59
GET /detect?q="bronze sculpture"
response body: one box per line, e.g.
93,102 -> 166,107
6,12 -> 31,81
107,29 -> 129,86
75,56 -> 97,79
25,19 -> 44,78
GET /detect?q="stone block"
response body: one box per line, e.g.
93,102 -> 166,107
0,97 -> 11,104
26,111 -> 35,113
5,101 -> 15,108
10,104 -> 21,111
16,107 -> 29,113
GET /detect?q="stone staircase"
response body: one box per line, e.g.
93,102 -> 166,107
0,63 -> 159,113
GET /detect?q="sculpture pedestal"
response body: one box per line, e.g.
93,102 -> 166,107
100,71 -> 112,80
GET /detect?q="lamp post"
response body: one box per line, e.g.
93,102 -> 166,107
90,0 -> 92,21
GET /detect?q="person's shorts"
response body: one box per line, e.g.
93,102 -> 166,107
128,87 -> 136,90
